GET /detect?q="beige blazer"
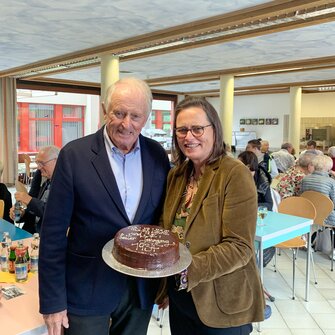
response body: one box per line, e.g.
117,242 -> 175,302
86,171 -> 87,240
162,155 -> 265,327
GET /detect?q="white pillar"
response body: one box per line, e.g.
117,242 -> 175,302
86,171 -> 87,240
219,75 -> 234,147
100,55 -> 119,124
289,87 -> 302,155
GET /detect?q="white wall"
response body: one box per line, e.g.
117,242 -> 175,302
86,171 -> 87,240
302,92 -> 335,117
208,93 -> 289,149
208,92 -> 335,150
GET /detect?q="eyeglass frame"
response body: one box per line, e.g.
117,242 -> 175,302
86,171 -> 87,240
36,158 -> 56,167
174,124 -> 212,139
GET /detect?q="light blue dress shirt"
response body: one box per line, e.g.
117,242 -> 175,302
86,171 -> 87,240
103,127 -> 143,223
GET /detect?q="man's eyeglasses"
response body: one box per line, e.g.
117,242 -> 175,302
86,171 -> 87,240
36,158 -> 56,167
112,110 -> 144,122
175,124 -> 212,139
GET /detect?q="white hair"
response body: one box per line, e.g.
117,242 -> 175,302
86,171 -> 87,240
312,154 -> 333,172
104,77 -> 152,115
328,146 -> 335,158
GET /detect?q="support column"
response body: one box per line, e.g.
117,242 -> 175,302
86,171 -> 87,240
100,55 -> 119,124
219,75 -> 234,147
289,87 -> 302,155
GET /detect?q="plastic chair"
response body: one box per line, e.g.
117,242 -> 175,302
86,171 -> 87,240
301,190 -> 335,271
275,196 -> 316,299
0,199 -> 4,218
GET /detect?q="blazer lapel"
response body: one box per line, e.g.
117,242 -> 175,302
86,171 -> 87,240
91,128 -> 129,223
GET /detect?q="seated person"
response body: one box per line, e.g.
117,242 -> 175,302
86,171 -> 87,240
301,154 -> 335,227
271,143 -> 295,173
238,150 -> 273,211
238,151 -> 275,276
276,153 -> 315,199
300,140 -> 323,156
246,138 -> 279,179
328,146 -> 335,178
0,161 -> 13,222
9,146 -> 59,233
260,140 -> 272,154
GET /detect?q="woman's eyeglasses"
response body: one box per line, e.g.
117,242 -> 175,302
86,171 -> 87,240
175,124 -> 212,139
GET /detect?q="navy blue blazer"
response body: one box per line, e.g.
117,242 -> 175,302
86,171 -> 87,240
39,127 -> 170,315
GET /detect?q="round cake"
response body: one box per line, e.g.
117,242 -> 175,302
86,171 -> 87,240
112,225 -> 179,270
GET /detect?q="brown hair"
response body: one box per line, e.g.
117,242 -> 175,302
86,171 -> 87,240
171,96 -> 225,166
238,151 -> 258,172
247,139 -> 262,151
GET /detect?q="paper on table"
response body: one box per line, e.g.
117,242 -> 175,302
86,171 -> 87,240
0,272 -> 35,283
15,180 -> 28,193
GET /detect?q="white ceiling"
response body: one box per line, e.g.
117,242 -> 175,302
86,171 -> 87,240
1,0 -> 335,94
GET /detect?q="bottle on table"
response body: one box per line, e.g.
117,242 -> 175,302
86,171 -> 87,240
25,246 -> 31,272
14,246 -> 28,282
1,232 -> 12,272
14,201 -> 22,223
30,233 -> 40,273
8,246 -> 16,274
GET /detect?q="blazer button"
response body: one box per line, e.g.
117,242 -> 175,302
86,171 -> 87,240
185,241 -> 191,249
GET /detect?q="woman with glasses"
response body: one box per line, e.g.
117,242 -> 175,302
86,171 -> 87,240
158,97 -> 264,335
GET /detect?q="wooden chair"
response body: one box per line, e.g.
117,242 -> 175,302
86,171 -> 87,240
301,190 -> 335,271
0,199 -> 4,218
21,154 -> 34,186
275,196 -> 316,299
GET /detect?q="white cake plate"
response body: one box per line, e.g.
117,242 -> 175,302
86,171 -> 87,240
102,239 -> 192,278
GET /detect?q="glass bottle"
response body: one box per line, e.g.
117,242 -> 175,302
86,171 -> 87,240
30,233 -> 40,273
15,247 -> 28,282
8,246 -> 16,274
25,246 -> 31,272
14,201 -> 22,223
1,232 -> 11,272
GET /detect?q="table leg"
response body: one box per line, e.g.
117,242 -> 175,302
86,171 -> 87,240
305,231 -> 311,301
259,241 -> 264,283
256,241 -> 263,333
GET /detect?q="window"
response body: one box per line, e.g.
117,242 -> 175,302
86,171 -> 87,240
17,101 -> 85,152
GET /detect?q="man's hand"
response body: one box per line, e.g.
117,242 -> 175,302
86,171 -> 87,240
14,192 -> 32,207
43,310 -> 69,335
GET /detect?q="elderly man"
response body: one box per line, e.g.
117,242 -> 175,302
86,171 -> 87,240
260,140 -> 271,154
271,143 -> 295,173
39,77 -> 170,335
10,145 -> 59,233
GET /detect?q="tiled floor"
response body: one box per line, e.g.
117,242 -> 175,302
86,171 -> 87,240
147,249 -> 335,335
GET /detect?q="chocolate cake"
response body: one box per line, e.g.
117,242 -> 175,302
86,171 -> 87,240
112,225 -> 179,270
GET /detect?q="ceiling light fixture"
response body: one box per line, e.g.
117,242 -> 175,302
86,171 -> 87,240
15,57 -> 100,79
295,6 -> 335,19
318,86 -> 335,91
